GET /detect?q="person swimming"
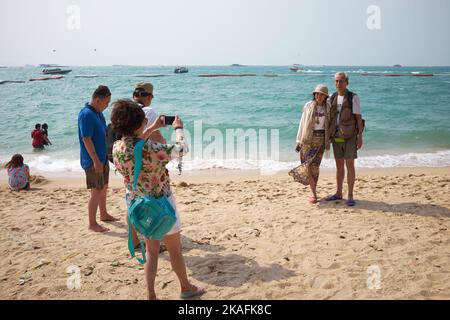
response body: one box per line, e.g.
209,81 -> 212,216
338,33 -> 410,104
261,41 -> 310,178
41,123 -> 52,146
31,123 -> 44,150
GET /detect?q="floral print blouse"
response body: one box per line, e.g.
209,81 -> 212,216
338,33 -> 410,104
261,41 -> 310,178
7,164 -> 30,190
113,136 -> 186,199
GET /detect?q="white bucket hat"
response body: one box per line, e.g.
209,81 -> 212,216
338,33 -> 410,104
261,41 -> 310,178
312,84 -> 329,97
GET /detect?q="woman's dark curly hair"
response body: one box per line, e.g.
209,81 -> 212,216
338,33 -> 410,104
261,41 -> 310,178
110,99 -> 145,136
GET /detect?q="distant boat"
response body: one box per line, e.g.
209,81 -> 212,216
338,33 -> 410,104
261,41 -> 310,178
393,64 -> 402,67
42,68 -> 72,75
290,64 -> 304,72
174,67 -> 188,74
30,75 -> 64,81
230,64 -> 245,67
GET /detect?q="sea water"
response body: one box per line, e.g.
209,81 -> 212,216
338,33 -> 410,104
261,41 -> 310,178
0,65 -> 449,174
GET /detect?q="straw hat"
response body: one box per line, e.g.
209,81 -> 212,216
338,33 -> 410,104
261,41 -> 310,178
312,84 -> 329,96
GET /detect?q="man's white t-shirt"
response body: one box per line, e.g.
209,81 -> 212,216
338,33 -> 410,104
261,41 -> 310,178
143,106 -> 158,128
336,94 -> 361,125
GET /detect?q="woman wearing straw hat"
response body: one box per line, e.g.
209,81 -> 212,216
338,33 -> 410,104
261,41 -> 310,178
289,84 -> 332,204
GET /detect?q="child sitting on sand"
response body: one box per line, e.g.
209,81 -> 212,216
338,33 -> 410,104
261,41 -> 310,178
5,154 -> 31,191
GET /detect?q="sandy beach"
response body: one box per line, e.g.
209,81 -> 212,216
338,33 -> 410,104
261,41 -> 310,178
0,167 -> 449,300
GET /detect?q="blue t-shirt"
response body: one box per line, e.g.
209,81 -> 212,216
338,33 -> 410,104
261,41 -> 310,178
78,103 -> 107,169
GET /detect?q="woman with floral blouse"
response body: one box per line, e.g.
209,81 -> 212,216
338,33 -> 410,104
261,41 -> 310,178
111,99 -> 205,300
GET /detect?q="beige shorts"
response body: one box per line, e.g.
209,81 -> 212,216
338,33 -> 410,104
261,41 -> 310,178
332,135 -> 358,159
85,162 -> 109,189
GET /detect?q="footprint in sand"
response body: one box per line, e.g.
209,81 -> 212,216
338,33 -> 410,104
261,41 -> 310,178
310,275 -> 334,290
426,273 -> 450,283
36,286 -> 49,296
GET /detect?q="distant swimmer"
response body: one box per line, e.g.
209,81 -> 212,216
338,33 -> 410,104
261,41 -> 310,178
41,123 -> 52,146
31,123 -> 45,150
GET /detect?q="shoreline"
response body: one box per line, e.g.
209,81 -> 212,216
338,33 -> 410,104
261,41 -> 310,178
1,166 -> 450,188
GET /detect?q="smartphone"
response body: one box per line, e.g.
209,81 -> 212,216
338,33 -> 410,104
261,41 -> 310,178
164,116 -> 176,125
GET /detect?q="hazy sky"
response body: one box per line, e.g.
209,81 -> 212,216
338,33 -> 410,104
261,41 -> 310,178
1,0 -> 449,66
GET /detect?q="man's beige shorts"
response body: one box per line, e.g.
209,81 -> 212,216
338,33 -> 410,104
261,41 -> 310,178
332,135 -> 358,159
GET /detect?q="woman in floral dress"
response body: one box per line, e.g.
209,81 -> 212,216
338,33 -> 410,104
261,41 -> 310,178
111,99 -> 205,300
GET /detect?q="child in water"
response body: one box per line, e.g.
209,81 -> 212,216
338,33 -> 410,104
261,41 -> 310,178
41,123 -> 52,146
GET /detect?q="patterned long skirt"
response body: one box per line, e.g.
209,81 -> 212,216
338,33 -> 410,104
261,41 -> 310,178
289,131 -> 325,186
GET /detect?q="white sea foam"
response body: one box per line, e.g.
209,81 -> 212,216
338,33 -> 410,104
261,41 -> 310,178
303,70 -> 323,73
21,150 -> 450,175
27,156 -> 83,173
168,150 -> 450,172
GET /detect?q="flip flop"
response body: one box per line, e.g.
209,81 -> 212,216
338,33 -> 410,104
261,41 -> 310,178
325,194 -> 343,201
346,199 -> 356,206
180,285 -> 206,300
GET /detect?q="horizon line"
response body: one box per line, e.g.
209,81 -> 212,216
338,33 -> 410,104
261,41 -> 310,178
1,64 -> 450,68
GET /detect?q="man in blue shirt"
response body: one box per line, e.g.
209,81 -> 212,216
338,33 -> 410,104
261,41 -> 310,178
78,85 -> 118,232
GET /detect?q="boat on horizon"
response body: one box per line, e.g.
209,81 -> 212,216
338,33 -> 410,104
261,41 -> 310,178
42,68 -> 72,75
174,66 -> 188,74
290,64 -> 304,72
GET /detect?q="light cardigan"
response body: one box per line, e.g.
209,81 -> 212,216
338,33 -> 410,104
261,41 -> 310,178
295,100 -> 332,150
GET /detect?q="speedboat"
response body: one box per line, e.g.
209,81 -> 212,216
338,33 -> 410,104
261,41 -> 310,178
290,64 -> 303,72
42,68 -> 72,75
174,67 -> 188,74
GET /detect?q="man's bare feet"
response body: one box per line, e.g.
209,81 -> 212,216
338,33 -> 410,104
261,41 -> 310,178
100,213 -> 119,222
147,293 -> 158,300
89,224 -> 109,233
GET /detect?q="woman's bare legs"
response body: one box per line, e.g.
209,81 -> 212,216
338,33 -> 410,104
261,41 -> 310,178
144,238 -> 160,300
164,232 -> 204,295
308,170 -> 317,200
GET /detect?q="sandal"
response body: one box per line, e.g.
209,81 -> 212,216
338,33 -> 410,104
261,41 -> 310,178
325,194 -> 343,201
346,199 -> 356,207
180,285 -> 206,299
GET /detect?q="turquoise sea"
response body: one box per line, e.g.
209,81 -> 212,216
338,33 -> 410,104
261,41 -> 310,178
1,65 -> 450,174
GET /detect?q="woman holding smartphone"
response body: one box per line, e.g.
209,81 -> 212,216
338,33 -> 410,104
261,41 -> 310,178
111,99 -> 205,300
